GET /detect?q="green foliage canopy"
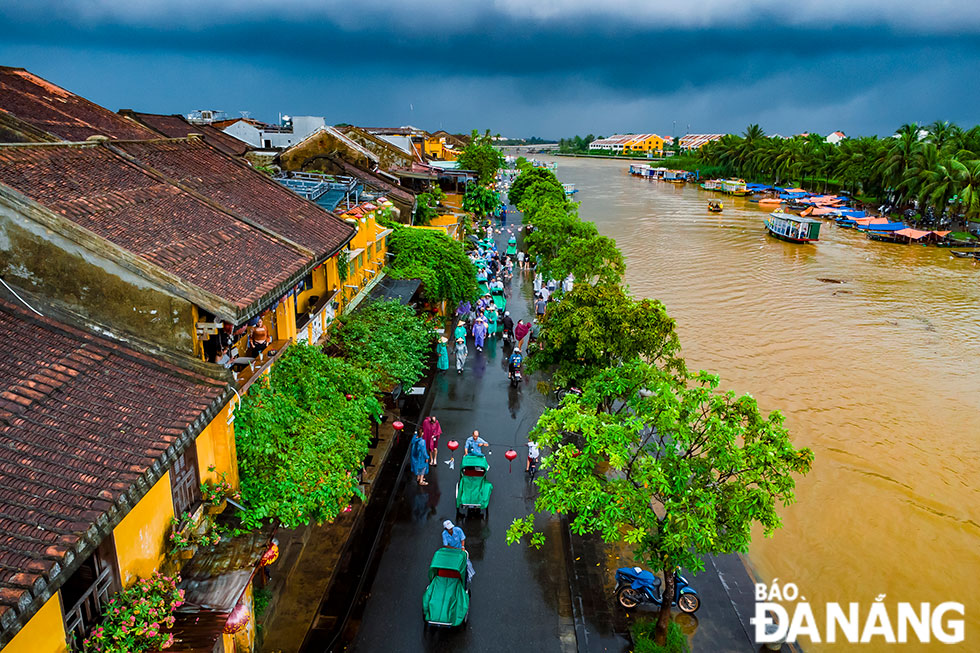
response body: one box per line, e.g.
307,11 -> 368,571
528,283 -> 682,386
234,344 -> 383,529
413,186 -> 446,226
387,226 -> 478,305
462,183 -> 500,218
456,129 -> 505,185
508,167 -> 565,207
509,360 -> 812,631
333,300 -> 435,389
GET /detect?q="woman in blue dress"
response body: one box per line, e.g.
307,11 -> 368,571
411,430 -> 429,485
436,336 -> 449,371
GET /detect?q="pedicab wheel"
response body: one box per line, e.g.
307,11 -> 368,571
616,587 -> 642,609
678,593 -> 700,614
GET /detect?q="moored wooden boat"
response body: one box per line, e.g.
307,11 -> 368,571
765,211 -> 821,243
951,250 -> 976,258
720,178 -> 751,196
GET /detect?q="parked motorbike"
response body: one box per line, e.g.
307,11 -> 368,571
614,567 -> 700,613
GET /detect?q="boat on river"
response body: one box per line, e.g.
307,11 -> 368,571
765,211 -> 821,243
707,199 -> 723,213
701,179 -> 722,191
950,250 -> 976,258
720,179 -> 751,196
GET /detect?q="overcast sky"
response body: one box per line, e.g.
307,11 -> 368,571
2,1 -> 979,139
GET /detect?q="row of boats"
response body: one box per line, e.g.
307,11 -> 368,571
692,176 -> 979,252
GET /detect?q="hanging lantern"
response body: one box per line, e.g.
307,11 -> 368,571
447,440 -> 459,451
223,604 -> 250,634
259,540 -> 280,567
345,393 -> 353,400
505,449 -> 518,473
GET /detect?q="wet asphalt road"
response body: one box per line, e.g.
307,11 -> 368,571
349,217 -> 572,653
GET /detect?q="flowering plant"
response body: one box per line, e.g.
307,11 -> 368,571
81,572 -> 184,652
167,513 -> 193,554
200,466 -> 236,504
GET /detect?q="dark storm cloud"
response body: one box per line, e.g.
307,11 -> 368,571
1,1 -> 978,137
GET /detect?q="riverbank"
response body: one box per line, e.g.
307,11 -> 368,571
543,154 -> 980,652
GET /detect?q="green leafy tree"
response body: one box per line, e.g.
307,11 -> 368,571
413,185 -> 446,226
508,167 -> 565,207
332,300 -> 435,389
234,344 -> 383,528
456,129 -> 505,185
515,156 -> 531,172
387,226 -> 478,305
524,204 -> 624,285
462,183 -> 500,218
528,283 -> 683,386
508,360 -> 813,644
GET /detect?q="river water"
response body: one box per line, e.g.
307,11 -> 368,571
542,155 -> 980,650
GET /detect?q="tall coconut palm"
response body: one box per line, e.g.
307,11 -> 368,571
875,123 -> 921,204
950,158 -> 980,223
926,120 -> 961,154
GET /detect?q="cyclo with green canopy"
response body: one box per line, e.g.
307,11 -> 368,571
455,454 -> 492,519
422,547 -> 470,628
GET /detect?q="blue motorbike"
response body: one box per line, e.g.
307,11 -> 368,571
614,567 -> 700,613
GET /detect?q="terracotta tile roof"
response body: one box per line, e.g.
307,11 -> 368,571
120,111 -> 250,157
0,67 -> 158,142
0,142 -> 311,312
0,298 -> 230,643
111,139 -> 354,258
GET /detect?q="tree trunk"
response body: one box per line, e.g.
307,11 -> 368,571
653,563 -> 676,645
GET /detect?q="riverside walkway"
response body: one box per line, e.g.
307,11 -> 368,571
341,212 -> 781,652
348,219 -> 579,652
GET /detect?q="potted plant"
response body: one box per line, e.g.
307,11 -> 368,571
201,466 -> 236,515
168,513 -> 196,559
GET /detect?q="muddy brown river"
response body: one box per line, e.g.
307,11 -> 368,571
542,155 -> 979,651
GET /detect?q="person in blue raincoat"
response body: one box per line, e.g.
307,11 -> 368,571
472,317 -> 487,352
436,336 -> 449,371
411,430 -> 429,486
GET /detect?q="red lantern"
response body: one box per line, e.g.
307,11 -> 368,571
505,449 -> 517,472
223,604 -> 250,634
393,420 -> 404,444
447,440 -> 459,451
259,541 -> 279,567
345,393 -> 353,400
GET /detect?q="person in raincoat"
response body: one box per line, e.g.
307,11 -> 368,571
486,304 -> 498,338
454,337 -> 468,374
436,336 -> 449,371
410,430 -> 429,486
422,416 -> 442,466
472,317 -> 488,352
454,320 -> 467,342
514,319 -> 531,351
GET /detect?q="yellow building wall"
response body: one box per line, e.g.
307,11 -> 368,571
443,193 -> 463,211
4,594 -> 68,653
273,294 -> 297,342
112,471 -> 175,586
195,408 -> 240,490
294,266 -> 329,315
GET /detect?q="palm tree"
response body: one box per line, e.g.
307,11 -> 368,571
875,123 -> 921,204
950,158 -> 980,224
926,120 -> 961,154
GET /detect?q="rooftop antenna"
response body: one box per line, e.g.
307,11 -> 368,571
240,110 -> 251,119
